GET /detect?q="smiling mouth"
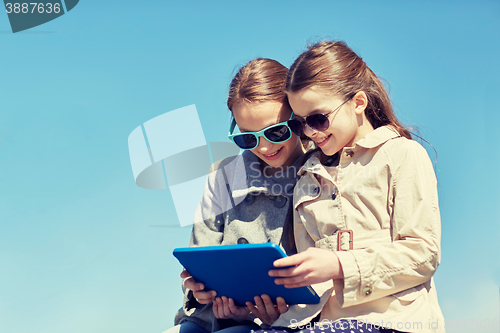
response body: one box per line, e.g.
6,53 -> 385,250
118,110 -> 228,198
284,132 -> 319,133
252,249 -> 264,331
264,147 -> 282,157
316,134 -> 331,145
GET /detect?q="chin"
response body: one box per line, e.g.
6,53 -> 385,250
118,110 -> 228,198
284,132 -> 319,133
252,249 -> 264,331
320,146 -> 339,157
264,160 -> 283,168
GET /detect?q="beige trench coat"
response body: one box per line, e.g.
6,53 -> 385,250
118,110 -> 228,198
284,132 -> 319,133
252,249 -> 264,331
273,126 -> 445,333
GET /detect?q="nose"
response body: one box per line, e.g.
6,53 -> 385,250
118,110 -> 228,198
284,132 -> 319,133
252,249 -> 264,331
255,136 -> 273,153
303,123 -> 318,137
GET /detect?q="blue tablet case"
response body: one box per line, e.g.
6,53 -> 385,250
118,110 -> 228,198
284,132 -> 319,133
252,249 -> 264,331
173,243 -> 320,306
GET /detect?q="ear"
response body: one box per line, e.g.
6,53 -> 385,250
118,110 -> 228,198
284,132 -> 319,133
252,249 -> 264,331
353,91 -> 368,115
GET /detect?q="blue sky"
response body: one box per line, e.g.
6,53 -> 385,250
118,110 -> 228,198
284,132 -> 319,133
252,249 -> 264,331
0,1 -> 499,333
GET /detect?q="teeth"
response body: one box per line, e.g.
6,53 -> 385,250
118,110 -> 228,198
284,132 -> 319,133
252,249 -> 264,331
265,148 -> 280,157
317,136 -> 328,144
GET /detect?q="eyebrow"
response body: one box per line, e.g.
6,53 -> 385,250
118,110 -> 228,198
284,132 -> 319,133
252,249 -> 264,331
295,108 -> 330,120
238,115 -> 287,133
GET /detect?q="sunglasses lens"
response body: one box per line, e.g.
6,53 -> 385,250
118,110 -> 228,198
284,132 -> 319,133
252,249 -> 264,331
264,124 -> 291,143
287,119 -> 303,136
307,114 -> 330,131
233,134 -> 257,149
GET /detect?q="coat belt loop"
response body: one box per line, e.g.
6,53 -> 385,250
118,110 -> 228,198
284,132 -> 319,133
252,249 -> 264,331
337,230 -> 353,251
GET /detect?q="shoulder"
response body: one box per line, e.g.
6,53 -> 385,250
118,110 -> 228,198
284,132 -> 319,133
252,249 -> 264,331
209,154 -> 240,173
380,137 -> 436,182
209,150 -> 260,172
381,136 -> 430,162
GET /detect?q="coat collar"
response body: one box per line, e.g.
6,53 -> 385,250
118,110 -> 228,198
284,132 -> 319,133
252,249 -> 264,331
355,125 -> 400,149
230,150 -> 302,201
299,125 -> 401,175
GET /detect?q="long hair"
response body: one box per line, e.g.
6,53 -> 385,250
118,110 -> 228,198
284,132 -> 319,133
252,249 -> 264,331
286,41 -> 411,139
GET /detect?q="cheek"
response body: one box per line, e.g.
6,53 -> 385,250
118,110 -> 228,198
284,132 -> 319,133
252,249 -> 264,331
329,113 -> 355,133
249,147 -> 261,156
282,136 -> 299,153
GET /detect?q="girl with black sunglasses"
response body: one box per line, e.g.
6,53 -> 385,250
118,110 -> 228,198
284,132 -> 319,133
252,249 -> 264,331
251,41 -> 444,333
166,58 -> 313,333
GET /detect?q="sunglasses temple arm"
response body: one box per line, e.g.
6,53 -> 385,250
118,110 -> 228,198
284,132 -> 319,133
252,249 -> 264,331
228,117 -> 237,136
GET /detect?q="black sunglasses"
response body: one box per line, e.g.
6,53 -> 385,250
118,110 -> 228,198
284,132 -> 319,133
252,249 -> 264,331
288,94 -> 355,136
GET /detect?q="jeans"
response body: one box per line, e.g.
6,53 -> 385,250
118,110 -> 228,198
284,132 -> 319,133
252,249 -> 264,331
163,321 -> 260,333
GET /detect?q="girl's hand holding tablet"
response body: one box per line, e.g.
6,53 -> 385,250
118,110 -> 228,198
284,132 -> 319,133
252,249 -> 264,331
180,269 -> 216,304
269,247 -> 344,288
246,295 -> 288,326
182,268 -> 290,324
212,296 -> 250,319
212,293 -> 289,326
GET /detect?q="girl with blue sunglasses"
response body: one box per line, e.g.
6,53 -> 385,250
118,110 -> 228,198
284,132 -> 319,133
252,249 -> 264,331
168,58 -> 313,333
228,112 -> 294,151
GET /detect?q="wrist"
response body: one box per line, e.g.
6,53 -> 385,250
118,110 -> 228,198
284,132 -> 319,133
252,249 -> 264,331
329,252 -> 344,280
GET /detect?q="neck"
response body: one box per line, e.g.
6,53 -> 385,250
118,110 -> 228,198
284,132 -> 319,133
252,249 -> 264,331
347,114 -> 375,147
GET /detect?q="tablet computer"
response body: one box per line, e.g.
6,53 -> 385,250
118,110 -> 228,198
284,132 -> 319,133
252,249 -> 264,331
173,243 -> 320,306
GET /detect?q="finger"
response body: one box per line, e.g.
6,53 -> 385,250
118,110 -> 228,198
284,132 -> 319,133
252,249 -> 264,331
184,277 -> 205,291
193,290 -> 216,304
221,296 -> 231,318
215,297 -> 226,319
228,298 -> 239,314
212,300 -> 220,318
273,253 -> 304,267
274,278 -> 306,288
180,269 -> 191,278
254,296 -> 271,323
261,294 -> 279,322
246,301 -> 259,316
273,272 -> 308,287
260,294 -> 277,315
269,265 -> 302,278
276,297 -> 289,314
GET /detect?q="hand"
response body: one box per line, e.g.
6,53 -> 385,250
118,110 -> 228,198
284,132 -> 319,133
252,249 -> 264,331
246,295 -> 288,326
268,247 -> 344,288
213,296 -> 251,319
180,269 -> 217,304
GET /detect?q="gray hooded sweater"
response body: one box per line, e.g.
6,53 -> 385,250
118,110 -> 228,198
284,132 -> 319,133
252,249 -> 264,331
174,150 -> 305,332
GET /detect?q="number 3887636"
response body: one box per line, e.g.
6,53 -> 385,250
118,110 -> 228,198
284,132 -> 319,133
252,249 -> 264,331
5,3 -> 61,14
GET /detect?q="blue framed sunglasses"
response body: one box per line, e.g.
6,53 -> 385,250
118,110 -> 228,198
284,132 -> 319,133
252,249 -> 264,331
228,114 -> 294,150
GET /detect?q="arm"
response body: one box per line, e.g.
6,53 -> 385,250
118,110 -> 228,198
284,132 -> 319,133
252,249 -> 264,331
271,141 -> 441,308
270,185 -> 344,287
334,140 -> 441,307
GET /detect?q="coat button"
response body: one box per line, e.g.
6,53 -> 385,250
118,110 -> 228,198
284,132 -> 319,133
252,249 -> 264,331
274,196 -> 287,208
345,149 -> 354,157
363,287 -> 372,296
237,237 -> 249,244
312,187 -> 320,195
331,187 -> 339,200
244,194 -> 255,205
